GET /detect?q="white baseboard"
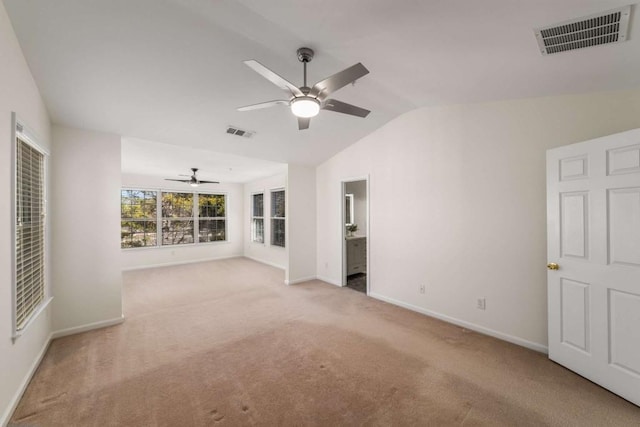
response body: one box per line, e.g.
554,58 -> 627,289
122,255 -> 241,271
369,293 -> 548,354
243,256 -> 285,270
1,332 -> 53,427
51,316 -> 125,339
316,275 -> 342,287
284,275 -> 317,285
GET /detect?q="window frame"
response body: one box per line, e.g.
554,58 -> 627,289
120,189 -> 159,249
161,190 -> 196,246
270,188 -> 286,248
120,188 -> 229,250
11,112 -> 52,340
251,191 -> 265,244
197,192 -> 227,243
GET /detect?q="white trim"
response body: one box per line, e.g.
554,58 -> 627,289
243,255 -> 285,271
316,275 -> 342,287
11,113 -> 49,338
369,293 -> 549,354
285,275 -> 317,285
341,176 -> 370,294
122,254 -> 242,271
12,297 -> 53,343
250,190 -> 265,244
120,188 -> 230,249
269,187 -> 286,249
51,316 -> 125,339
1,331 -> 53,427
12,112 -> 49,155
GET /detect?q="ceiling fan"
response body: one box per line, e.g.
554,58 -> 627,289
165,168 -> 219,187
238,47 -> 371,130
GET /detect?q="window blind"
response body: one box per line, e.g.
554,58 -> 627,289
15,137 -> 45,330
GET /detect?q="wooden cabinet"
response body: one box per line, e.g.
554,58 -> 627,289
346,236 -> 366,275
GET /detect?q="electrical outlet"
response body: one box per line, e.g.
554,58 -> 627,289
419,284 -> 426,294
477,298 -> 486,310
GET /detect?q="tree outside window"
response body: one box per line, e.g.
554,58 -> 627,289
162,192 -> 194,245
121,190 -> 157,248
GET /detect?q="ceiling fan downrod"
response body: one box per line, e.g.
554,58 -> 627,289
297,47 -> 314,92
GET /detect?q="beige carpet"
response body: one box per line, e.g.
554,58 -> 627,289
10,257 -> 640,426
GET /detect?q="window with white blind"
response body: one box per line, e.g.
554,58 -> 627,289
14,128 -> 46,333
271,189 -> 285,247
251,192 -> 264,243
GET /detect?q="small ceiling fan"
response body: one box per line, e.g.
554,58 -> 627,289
165,168 -> 219,187
238,47 -> 371,130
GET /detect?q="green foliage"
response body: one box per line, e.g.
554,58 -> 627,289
121,190 -> 156,219
199,194 -> 225,217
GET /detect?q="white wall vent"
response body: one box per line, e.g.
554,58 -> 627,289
226,125 -> 255,138
535,5 -> 631,55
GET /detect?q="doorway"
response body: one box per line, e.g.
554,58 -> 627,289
342,178 -> 369,294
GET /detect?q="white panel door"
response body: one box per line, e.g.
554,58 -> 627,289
547,128 -> 640,406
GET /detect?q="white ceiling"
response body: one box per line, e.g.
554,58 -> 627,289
121,137 -> 287,184
5,0 -> 640,168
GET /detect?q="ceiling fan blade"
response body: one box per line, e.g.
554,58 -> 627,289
298,117 -> 310,130
164,179 -> 190,183
322,99 -> 370,118
237,100 -> 289,112
309,63 -> 369,99
197,180 -> 220,184
244,60 -> 303,97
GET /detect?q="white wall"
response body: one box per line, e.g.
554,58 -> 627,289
243,173 -> 287,269
316,88 -> 640,351
51,126 -> 123,333
121,173 -> 244,270
286,165 -> 317,284
0,3 -> 53,424
345,180 -> 367,236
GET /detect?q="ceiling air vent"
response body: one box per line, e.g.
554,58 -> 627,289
535,5 -> 631,55
226,125 -> 255,138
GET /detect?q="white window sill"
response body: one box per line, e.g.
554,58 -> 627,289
12,297 -> 53,343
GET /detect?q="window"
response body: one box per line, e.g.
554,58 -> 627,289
251,193 -> 264,243
14,130 -> 46,331
199,193 -> 226,242
162,192 -> 194,245
120,189 -> 227,248
271,189 -> 285,247
121,190 -> 157,248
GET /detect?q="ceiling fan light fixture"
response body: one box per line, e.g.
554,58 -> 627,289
190,182 -> 199,187
291,97 -> 320,118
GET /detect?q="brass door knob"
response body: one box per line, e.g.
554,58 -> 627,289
547,263 -> 559,270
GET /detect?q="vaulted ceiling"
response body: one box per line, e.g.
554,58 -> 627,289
5,0 -> 640,166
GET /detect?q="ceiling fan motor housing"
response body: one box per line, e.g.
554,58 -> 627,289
297,47 -> 314,63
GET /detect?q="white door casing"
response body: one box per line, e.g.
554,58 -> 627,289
547,128 -> 640,406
